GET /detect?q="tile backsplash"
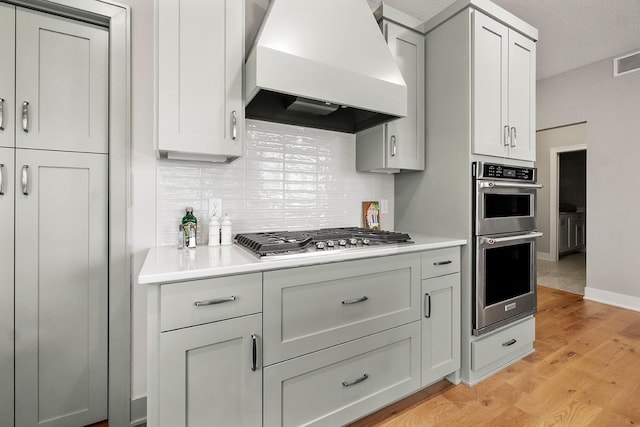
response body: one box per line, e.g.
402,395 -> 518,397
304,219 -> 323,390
157,119 -> 395,246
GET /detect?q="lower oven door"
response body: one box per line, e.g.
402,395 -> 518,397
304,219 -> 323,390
474,231 -> 543,336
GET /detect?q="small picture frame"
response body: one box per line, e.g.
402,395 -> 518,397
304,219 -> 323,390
362,201 -> 381,230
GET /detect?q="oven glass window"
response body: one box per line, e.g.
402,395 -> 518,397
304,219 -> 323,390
485,242 -> 531,306
484,194 -> 531,218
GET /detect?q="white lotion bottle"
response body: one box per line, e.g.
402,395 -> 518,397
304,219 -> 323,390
221,214 -> 233,245
208,216 -> 220,246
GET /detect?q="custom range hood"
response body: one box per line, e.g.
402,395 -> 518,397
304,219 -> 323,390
245,0 -> 407,133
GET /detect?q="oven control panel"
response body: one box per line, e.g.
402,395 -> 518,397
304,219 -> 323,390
475,162 -> 536,182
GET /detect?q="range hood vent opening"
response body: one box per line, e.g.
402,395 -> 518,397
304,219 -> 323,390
245,90 -> 397,134
245,0 -> 407,134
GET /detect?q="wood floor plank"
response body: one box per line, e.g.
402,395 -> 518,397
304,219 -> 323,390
348,286 -> 640,426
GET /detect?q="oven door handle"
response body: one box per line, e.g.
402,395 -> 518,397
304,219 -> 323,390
481,232 -> 543,245
479,181 -> 543,189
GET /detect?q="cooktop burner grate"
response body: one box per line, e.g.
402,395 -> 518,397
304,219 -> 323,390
235,227 -> 412,257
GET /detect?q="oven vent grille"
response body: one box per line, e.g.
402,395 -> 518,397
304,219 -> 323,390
614,51 -> 640,77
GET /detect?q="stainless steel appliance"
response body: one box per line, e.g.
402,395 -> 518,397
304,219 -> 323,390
235,227 -> 412,259
473,162 -> 542,335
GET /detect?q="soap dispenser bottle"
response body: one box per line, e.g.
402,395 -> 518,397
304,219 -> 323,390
221,214 -> 233,245
208,216 -> 220,246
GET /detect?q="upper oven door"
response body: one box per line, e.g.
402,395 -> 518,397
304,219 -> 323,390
475,180 -> 542,235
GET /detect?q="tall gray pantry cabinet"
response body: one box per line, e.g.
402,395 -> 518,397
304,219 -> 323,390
0,3 -> 109,426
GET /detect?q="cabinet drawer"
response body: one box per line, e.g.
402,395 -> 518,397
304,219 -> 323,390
263,254 -> 421,365
472,317 -> 535,371
421,247 -> 460,279
264,322 -> 421,427
160,273 -> 261,331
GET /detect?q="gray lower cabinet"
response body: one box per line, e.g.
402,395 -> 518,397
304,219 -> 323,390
0,147 -> 14,426
263,322 -> 421,427
147,273 -> 263,427
159,314 -> 262,427
559,212 -> 586,254
422,273 -> 461,386
14,149 -> 108,426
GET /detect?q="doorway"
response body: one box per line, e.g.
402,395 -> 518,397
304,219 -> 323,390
535,123 -> 587,294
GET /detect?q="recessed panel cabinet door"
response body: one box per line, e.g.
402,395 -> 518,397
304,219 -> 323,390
507,30 -> 536,161
0,147 -> 14,426
158,0 -> 244,158
0,3 -> 15,149
159,314 -> 262,427
472,11 -> 509,159
386,22 -> 424,171
15,8 -> 108,153
14,149 -> 108,427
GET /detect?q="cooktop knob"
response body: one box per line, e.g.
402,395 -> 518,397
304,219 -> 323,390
338,239 -> 347,246
315,241 -> 326,250
326,240 -> 335,247
362,238 -> 370,245
349,238 -> 358,245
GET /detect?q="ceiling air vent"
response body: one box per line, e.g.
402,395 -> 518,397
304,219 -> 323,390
614,51 -> 640,77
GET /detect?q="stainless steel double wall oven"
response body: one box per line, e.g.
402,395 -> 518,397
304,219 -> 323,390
473,162 -> 542,335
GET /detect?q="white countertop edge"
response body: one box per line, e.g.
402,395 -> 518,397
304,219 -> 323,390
138,236 -> 467,285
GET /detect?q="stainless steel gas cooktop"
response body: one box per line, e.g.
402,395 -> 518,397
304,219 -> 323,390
235,227 -> 412,258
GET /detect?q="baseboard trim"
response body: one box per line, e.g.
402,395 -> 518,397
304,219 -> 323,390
584,287 -> 640,312
537,251 -> 553,261
130,396 -> 146,427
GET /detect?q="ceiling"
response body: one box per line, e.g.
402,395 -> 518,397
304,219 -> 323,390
369,0 -> 640,80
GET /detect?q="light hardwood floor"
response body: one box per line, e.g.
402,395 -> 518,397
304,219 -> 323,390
350,285 -> 640,426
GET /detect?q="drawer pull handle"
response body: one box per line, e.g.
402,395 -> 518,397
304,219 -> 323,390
342,296 -> 368,305
502,339 -> 517,347
0,163 -> 4,195
342,373 -> 369,387
194,296 -> 236,307
424,293 -> 431,318
433,260 -> 452,266
251,334 -> 257,372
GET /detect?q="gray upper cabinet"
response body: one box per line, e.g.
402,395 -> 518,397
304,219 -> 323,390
15,9 -> 108,153
472,11 -> 536,161
356,10 -> 425,173
0,3 -> 14,150
157,0 -> 244,162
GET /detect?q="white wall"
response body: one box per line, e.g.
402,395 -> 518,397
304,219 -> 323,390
537,49 -> 640,302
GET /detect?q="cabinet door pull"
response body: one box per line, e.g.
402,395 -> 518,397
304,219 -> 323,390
0,98 -> 4,131
433,260 -> 452,266
424,293 -> 431,318
510,126 -> 517,147
390,135 -> 397,157
342,373 -> 368,387
22,101 -> 29,133
503,125 -> 509,146
502,338 -> 517,347
231,110 -> 237,140
251,334 -> 257,372
0,163 -> 4,195
342,296 -> 368,305
193,295 -> 236,307
21,165 -> 29,195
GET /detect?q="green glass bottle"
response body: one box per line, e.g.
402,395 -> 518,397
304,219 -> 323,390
182,207 -> 197,248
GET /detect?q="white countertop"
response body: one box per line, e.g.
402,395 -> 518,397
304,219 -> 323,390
138,234 -> 467,285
